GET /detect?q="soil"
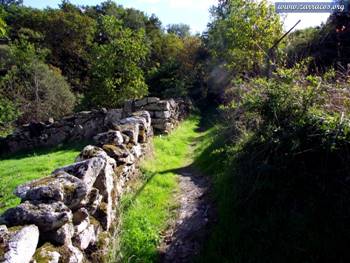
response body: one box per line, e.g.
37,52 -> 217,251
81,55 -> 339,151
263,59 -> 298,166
158,164 -> 215,263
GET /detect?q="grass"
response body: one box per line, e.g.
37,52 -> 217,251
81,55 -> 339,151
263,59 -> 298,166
118,116 -> 202,263
0,142 -> 85,213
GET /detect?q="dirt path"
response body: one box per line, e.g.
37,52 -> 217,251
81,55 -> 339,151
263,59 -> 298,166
158,162 -> 215,263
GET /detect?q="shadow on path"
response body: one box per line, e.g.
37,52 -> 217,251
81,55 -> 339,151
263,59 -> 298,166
158,163 -> 216,263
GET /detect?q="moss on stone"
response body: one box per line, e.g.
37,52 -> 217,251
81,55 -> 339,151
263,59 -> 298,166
7,225 -> 23,234
32,243 -> 59,263
89,216 -> 101,228
96,231 -> 110,250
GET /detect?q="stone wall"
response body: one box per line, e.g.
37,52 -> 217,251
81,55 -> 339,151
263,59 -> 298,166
0,97 -> 190,263
0,97 -> 191,155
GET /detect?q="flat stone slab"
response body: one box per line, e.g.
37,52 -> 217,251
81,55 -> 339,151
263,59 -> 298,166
0,201 -> 72,232
14,172 -> 88,210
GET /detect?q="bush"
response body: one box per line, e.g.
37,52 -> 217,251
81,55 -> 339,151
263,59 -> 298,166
199,66 -> 350,262
86,16 -> 149,108
0,39 -> 76,124
0,96 -> 19,136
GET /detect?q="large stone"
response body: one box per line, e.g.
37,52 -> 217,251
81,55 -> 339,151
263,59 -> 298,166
153,122 -> 173,133
54,157 -> 106,191
33,243 -> 61,263
155,111 -> 171,119
102,144 -> 136,165
43,223 -> 75,246
134,98 -> 148,108
1,225 -> 39,263
103,144 -> 130,160
74,217 -> 89,235
120,116 -> 150,131
131,111 -> 152,129
147,97 -> 160,104
93,131 -> 124,146
104,109 -> 123,127
94,163 -> 114,202
0,225 -> 7,243
112,123 -> 139,144
151,118 -> 168,125
76,146 -> 109,163
80,188 -> 102,214
73,224 -> 95,250
33,243 -> 83,263
14,172 -> 88,210
144,101 -> 170,111
132,111 -> 152,130
0,202 -> 72,232
168,98 -> 177,109
76,145 -> 117,171
89,232 -> 111,263
130,144 -> 143,159
127,114 -> 152,143
66,244 -> 84,263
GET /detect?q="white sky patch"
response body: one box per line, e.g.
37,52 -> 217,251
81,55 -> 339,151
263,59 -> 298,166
137,0 -> 161,4
168,0 -> 216,10
23,0 -> 331,33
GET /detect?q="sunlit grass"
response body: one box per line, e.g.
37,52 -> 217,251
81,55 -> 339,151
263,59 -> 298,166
119,117 -> 202,263
0,143 -> 84,213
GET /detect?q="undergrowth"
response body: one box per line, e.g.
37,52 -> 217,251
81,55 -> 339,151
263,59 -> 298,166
195,67 -> 350,263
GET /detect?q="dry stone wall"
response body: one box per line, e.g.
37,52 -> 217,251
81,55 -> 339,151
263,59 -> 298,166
0,97 -> 190,263
0,97 -> 191,155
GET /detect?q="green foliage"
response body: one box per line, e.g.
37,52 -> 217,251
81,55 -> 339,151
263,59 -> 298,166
197,66 -> 350,262
285,27 -> 320,66
0,0 -> 22,6
0,17 -> 6,37
0,39 -> 76,123
0,97 -> 19,136
0,1 -> 208,115
147,34 -> 208,100
87,15 -> 149,108
207,0 -> 282,76
4,4 -> 97,92
166,23 -> 190,38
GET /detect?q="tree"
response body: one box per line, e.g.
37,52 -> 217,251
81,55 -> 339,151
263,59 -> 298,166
0,97 -> 19,135
167,23 -> 191,38
0,39 -> 76,123
147,33 -> 207,99
4,4 -> 97,93
207,0 -> 282,76
87,16 -> 149,108
0,0 -> 22,7
42,7 -> 96,93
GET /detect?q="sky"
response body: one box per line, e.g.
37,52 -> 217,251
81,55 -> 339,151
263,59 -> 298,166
23,0 -> 331,33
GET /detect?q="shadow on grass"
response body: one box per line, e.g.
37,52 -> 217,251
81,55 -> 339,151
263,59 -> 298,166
121,170 -> 158,212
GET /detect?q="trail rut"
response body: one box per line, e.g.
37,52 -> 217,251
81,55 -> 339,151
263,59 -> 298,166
158,163 -> 215,263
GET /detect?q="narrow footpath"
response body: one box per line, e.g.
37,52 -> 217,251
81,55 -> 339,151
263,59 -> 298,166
158,144 -> 215,262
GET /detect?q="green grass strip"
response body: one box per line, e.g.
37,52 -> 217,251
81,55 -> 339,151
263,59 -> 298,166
118,117 -> 201,263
